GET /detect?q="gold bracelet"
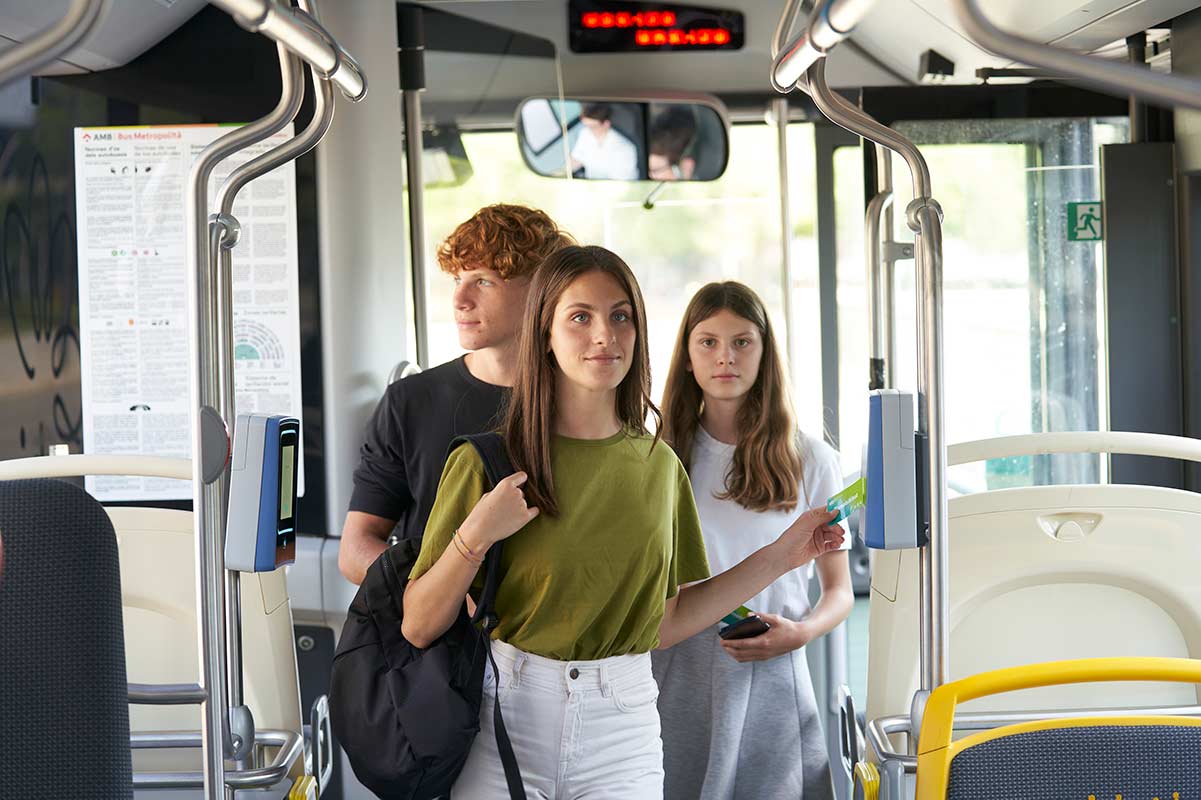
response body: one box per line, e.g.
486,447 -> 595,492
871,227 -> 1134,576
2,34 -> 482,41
451,532 -> 482,566
454,528 -> 482,561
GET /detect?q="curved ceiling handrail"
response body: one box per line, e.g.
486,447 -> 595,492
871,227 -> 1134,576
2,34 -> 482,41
772,0 -> 878,93
953,0 -> 1201,111
210,0 -> 367,102
771,0 -> 806,60
805,60 -> 933,204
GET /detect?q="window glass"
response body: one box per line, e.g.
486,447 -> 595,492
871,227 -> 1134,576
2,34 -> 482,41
424,123 -> 821,417
834,118 -> 1127,492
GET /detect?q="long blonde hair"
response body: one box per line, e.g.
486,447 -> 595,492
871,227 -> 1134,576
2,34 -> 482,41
503,245 -> 661,517
661,282 -> 804,512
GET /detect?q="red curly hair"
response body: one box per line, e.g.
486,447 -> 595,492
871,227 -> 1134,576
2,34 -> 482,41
436,204 -> 575,279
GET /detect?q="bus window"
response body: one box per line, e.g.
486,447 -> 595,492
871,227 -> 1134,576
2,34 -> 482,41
423,121 -> 822,418
834,116 -> 1128,492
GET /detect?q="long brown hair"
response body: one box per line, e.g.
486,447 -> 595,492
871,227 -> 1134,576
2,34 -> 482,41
661,282 -> 804,512
503,245 -> 661,517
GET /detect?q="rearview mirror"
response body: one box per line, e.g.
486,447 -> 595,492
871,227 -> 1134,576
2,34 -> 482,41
516,95 -> 729,182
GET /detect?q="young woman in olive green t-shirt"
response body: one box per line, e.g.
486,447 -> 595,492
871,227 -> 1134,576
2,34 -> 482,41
402,245 -> 844,799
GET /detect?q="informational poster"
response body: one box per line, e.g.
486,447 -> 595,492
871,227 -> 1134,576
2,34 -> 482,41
74,124 -> 304,501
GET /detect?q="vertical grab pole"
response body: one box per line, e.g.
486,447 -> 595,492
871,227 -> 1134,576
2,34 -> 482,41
912,203 -> 949,690
805,58 -> 949,693
184,42 -> 303,798
880,146 -> 896,388
398,4 -> 429,368
210,37 -> 311,766
774,97 -> 797,372
865,152 -> 893,391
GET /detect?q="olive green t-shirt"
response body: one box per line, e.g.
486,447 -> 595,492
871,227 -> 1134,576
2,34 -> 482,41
410,430 -> 711,660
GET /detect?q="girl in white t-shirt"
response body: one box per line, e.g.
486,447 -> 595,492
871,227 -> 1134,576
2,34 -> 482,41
652,281 -> 855,800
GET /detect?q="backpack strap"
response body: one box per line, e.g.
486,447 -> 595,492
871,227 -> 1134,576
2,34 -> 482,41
448,432 -> 527,800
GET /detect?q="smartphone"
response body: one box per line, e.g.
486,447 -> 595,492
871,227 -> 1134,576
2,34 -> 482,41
718,614 -> 770,640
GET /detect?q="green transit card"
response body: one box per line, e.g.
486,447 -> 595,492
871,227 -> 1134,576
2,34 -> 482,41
826,477 -> 866,524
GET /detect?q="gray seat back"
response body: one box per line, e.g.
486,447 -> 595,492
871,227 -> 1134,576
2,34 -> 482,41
0,478 -> 132,799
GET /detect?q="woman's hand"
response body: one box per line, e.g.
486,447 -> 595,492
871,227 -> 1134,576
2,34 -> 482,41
720,613 -> 811,662
772,507 -> 845,570
458,471 -> 540,551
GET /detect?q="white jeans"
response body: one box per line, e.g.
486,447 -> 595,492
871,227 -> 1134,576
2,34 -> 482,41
452,640 -> 665,799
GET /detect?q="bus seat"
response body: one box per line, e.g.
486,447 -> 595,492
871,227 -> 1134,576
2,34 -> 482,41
865,484 -> 1201,730
0,479 -> 133,799
913,658 -> 1201,800
110,506 -> 303,778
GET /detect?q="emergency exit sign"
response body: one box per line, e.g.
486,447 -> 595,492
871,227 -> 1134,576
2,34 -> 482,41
1067,201 -> 1103,241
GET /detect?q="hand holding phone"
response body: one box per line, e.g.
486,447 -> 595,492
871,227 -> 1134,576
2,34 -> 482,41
718,614 -> 770,640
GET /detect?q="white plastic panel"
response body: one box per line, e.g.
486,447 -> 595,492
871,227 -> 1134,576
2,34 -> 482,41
109,506 -> 302,775
865,484 -> 1201,728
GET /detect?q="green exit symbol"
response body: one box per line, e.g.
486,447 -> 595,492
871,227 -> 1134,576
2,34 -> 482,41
1068,201 -> 1103,241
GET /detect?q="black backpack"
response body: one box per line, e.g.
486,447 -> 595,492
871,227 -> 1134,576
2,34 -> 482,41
330,433 -> 526,799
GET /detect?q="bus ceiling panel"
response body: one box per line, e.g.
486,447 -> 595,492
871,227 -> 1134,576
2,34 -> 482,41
901,0 -> 1201,63
0,0 -> 207,74
850,0 -> 1008,84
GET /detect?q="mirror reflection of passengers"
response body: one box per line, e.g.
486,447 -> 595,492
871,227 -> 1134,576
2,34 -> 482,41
649,105 -> 698,181
569,103 -> 640,180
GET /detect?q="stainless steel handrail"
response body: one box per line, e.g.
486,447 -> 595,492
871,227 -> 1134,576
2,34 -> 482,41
867,702 -> 1201,770
865,188 -> 892,390
772,0 -> 877,92
214,15 -> 335,224
210,5 -> 334,750
952,0 -> 1201,112
913,202 -> 949,692
131,729 -> 303,789
210,0 -> 367,102
803,63 -> 932,202
866,715 -> 918,770
806,58 -> 950,692
129,683 -> 208,704
0,0 -> 105,89
774,97 -> 797,374
771,0 -> 805,59
184,40 -> 304,799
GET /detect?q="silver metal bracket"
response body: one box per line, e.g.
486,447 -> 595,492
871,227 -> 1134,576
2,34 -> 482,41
909,689 -> 931,753
228,704 -> 256,760
905,197 -> 944,233
884,241 -> 914,261
209,212 -> 241,250
199,406 -> 230,484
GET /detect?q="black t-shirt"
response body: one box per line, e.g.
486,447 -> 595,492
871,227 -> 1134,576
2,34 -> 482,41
348,356 -> 508,540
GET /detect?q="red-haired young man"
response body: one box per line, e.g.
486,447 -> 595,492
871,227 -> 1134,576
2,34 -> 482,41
338,205 -> 574,584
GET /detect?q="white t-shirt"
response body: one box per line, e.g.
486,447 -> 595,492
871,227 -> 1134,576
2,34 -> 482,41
570,127 -> 639,180
689,425 -> 850,621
